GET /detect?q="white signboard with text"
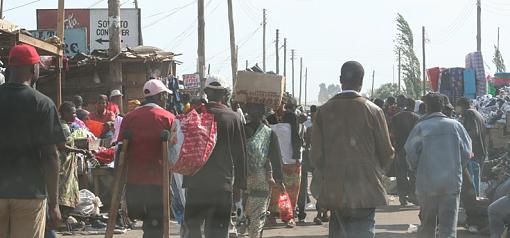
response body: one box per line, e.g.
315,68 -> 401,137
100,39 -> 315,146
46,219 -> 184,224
89,9 -> 140,51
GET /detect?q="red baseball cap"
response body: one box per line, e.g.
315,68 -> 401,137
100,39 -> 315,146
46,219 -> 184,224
8,44 -> 40,66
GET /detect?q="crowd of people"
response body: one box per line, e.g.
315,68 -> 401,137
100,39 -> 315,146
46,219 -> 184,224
1,44 -> 509,238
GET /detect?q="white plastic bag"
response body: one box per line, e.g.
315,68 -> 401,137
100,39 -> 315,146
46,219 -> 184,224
73,189 -> 103,217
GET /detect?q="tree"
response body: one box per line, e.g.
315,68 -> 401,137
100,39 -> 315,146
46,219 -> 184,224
493,45 -> 506,73
373,83 -> 399,100
395,13 -> 422,99
317,83 -> 341,104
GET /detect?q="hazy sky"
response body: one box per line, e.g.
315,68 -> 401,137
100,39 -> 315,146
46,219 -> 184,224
5,0 -> 510,104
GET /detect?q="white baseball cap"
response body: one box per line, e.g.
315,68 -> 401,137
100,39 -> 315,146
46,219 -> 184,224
110,89 -> 123,98
205,74 -> 228,90
143,79 -> 173,97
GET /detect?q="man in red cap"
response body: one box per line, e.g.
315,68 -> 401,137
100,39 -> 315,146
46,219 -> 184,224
118,79 -> 175,237
0,44 -> 65,237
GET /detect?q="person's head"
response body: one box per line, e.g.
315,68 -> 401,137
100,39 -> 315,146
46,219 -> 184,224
339,61 -> 364,92
373,98 -> 384,109
310,105 -> 317,120
96,95 -> 108,113
245,103 -> 265,123
405,98 -> 415,111
385,96 -> 396,109
397,95 -> 407,108
456,97 -> 471,113
128,99 -> 141,112
285,97 -> 298,112
298,113 -> 308,124
423,93 -> 444,114
59,101 -> 77,123
181,93 -> 191,104
418,102 -> 427,115
8,44 -> 40,86
204,74 -> 229,104
143,79 -> 172,108
109,89 -> 123,104
73,95 -> 83,108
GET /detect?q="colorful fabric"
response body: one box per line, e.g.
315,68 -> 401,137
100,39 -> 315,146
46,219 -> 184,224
245,125 -> 272,237
89,109 -> 115,123
106,102 -> 120,116
58,121 -> 80,208
440,68 -> 464,106
464,69 -> 477,99
269,163 -> 301,220
427,67 -> 441,92
465,52 -> 487,96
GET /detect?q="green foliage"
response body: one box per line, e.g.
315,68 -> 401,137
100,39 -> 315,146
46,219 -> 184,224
493,45 -> 506,73
373,83 -> 399,100
395,13 -> 422,99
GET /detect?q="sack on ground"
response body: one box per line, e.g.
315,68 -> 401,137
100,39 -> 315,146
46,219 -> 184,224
73,189 -> 103,217
169,108 -> 217,175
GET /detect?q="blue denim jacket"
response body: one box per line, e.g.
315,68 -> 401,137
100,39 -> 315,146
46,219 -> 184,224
405,112 -> 472,196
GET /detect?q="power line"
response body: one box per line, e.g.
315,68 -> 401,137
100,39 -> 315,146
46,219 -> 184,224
4,0 -> 40,12
89,0 -> 104,8
142,0 -> 196,29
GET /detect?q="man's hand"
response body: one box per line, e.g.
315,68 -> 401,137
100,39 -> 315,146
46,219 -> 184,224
47,205 -> 62,229
277,182 -> 286,193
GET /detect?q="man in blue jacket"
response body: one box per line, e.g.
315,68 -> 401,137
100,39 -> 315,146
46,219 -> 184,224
405,93 -> 472,238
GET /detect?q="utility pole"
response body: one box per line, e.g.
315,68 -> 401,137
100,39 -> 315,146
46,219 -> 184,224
198,0 -> 206,95
283,38 -> 287,77
262,9 -> 266,71
108,0 -> 123,112
134,0 -> 143,45
422,26 -> 426,96
299,57 -> 303,105
398,49 -> 401,93
371,70 -> 375,98
477,0 -> 482,52
291,49 -> 295,96
207,64 -> 210,75
275,29 -> 279,74
227,0 -> 237,87
0,0 -> 4,19
246,60 -> 248,69
304,67 -> 308,106
55,0 -> 65,106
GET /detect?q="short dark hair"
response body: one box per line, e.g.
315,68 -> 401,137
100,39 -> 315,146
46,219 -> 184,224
310,105 -> 317,113
423,93 -> 444,113
456,97 -> 470,108
373,98 -> 384,108
406,98 -> 416,110
340,61 -> 364,86
386,96 -> 396,105
97,94 -> 108,103
59,101 -> 76,114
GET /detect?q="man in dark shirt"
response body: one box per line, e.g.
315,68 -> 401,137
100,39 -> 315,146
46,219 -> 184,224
456,97 -> 487,196
390,98 -> 419,206
0,44 -> 65,237
183,75 -> 247,238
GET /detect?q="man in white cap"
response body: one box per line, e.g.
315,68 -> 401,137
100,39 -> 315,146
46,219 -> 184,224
107,89 -> 122,116
183,75 -> 247,238
118,79 -> 175,237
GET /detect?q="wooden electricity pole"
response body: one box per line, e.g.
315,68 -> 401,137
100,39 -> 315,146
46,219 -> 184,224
134,0 -> 143,45
246,60 -> 248,69
398,49 -> 401,93
477,0 -> 481,52
299,57 -> 303,105
0,0 -> 4,19
291,49 -> 295,96
304,67 -> 308,106
262,9 -> 266,71
275,29 -> 279,74
108,0 -> 123,112
227,0 -> 237,87
283,38 -> 287,77
198,0 -> 206,95
422,26 -> 426,96
56,0 -> 65,106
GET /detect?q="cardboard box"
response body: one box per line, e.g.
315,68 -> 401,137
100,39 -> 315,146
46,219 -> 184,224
234,71 -> 285,107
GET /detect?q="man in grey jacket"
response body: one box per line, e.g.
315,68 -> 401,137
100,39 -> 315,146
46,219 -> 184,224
405,93 -> 472,238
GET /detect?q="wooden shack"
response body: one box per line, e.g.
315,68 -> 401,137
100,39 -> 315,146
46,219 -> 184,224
37,46 -> 179,112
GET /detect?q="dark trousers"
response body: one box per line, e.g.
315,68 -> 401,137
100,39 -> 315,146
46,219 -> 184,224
182,188 -> 232,238
126,184 -> 164,238
329,208 -> 376,238
297,160 -> 310,220
395,150 -> 415,203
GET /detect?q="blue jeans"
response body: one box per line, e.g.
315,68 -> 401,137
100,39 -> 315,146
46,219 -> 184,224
488,195 -> 510,238
467,160 -> 481,196
418,194 -> 460,238
329,208 -> 375,238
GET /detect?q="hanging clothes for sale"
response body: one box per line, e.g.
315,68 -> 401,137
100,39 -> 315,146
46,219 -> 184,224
464,69 -> 476,99
440,68 -> 464,106
427,67 -> 441,92
466,52 -> 487,96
